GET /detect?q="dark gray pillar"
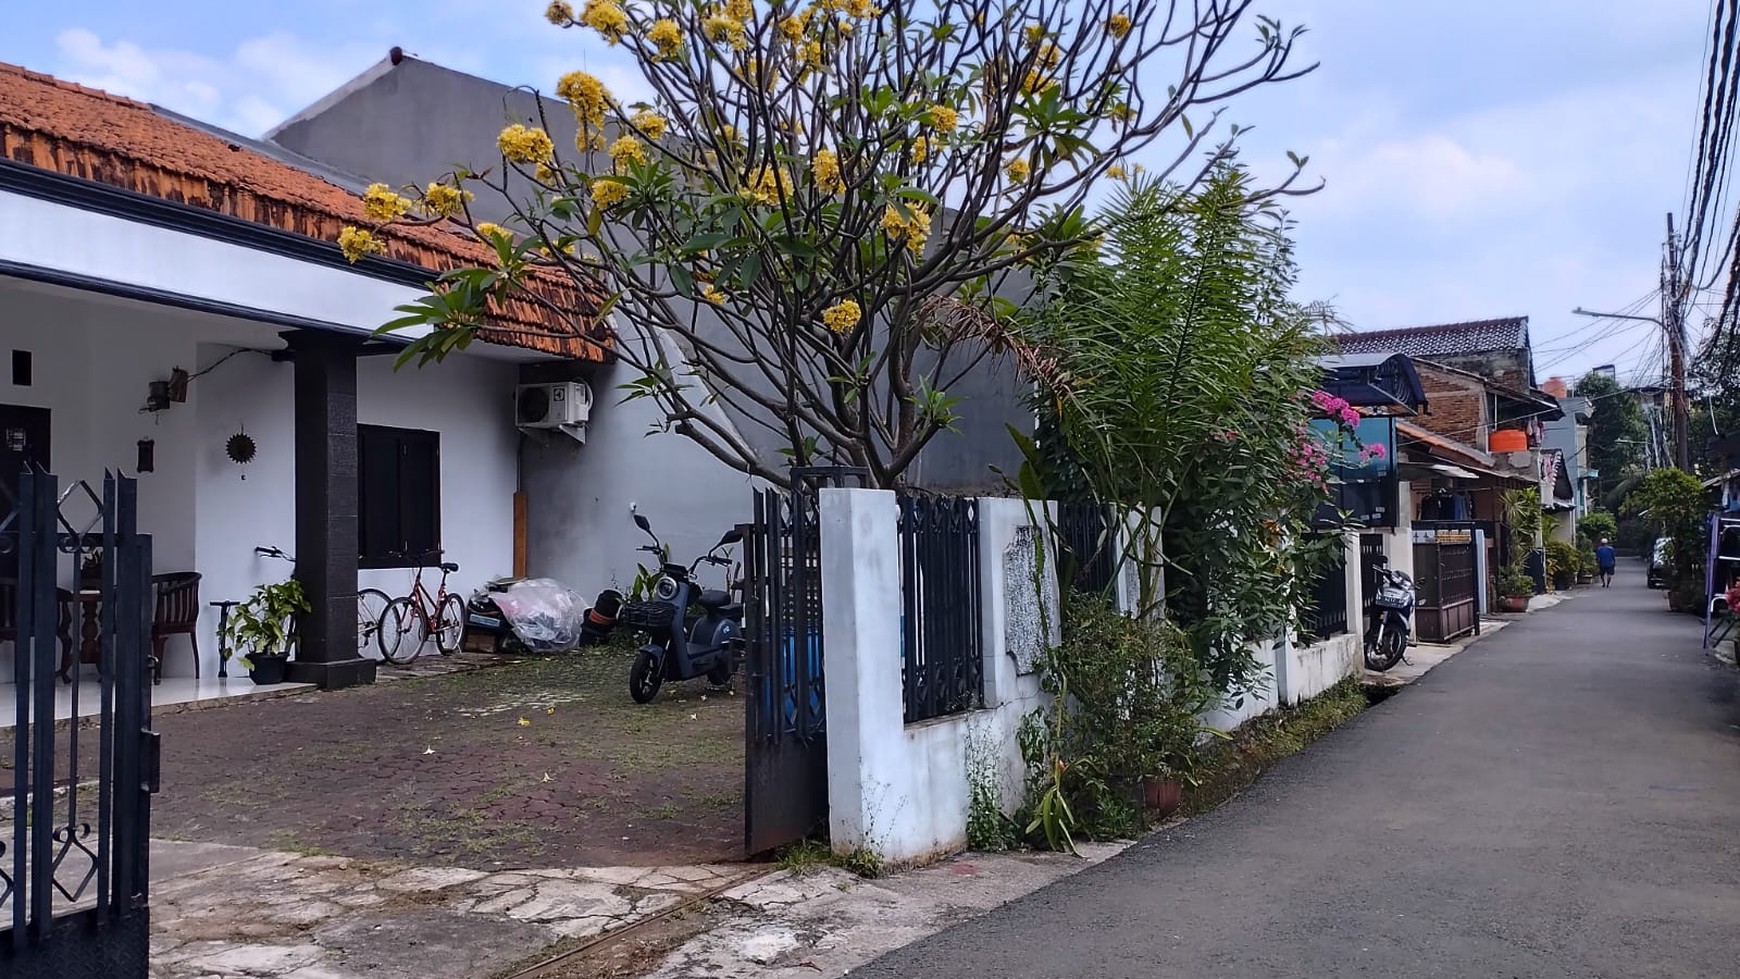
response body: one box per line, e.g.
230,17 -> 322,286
284,331 -> 376,689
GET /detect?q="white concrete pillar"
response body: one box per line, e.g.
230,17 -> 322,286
818,487 -> 904,856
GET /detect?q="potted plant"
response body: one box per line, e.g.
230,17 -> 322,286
222,578 -> 308,685
1498,567 -> 1534,612
1576,543 -> 1597,585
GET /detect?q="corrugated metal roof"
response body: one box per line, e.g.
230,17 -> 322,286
1335,317 -> 1529,358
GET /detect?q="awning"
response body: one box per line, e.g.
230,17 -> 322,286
1431,463 -> 1481,480
1316,352 -> 1427,414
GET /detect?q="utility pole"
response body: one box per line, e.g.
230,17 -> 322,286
1664,212 -> 1692,470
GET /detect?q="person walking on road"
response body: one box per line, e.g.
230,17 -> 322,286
1596,538 -> 1617,587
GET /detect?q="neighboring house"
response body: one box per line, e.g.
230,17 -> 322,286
0,61 -> 607,689
1539,380 -> 1594,532
263,50 -> 1034,597
1339,318 -> 1566,598
1336,316 -> 1538,393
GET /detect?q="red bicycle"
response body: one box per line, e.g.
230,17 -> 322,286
377,552 -> 465,664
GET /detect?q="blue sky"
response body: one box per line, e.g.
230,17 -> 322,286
0,1 -> 1715,386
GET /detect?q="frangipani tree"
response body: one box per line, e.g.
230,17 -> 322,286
347,0 -> 1314,487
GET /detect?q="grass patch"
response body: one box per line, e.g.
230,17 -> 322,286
773,838 -> 884,879
1180,677 -> 1368,815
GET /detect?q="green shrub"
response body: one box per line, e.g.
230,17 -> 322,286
1579,510 -> 1618,544
1545,539 -> 1580,588
1021,595 -> 1224,848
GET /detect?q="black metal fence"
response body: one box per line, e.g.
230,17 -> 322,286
1055,501 -> 1116,595
896,494 -> 983,724
2,469 -> 157,979
1301,551 -> 1350,640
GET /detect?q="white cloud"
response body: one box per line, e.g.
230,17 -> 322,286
1310,133 -> 1531,224
52,27 -> 378,136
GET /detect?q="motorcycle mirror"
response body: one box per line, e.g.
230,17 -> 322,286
718,528 -> 743,547
634,514 -> 652,534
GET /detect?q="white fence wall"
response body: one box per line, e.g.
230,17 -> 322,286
819,490 -> 1364,866
1274,532 -> 1365,707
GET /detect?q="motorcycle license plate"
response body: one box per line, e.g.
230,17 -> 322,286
468,614 -> 502,630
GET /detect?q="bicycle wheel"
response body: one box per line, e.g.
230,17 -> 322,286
434,594 -> 467,656
357,588 -> 391,656
378,597 -> 428,665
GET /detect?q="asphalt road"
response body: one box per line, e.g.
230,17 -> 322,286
854,560 -> 1740,978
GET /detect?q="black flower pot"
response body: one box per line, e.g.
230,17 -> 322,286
247,653 -> 289,686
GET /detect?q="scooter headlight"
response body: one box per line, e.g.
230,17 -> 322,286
654,575 -> 679,601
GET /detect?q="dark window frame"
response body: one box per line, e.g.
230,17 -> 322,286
357,424 -> 441,570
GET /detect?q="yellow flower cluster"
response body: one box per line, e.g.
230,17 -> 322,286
1105,163 -> 1126,180
798,39 -> 825,71
812,148 -> 844,194
1005,157 -> 1031,183
1022,23 -> 1047,45
497,124 -> 555,164
927,104 -> 958,133
476,222 -> 508,242
724,0 -> 753,19
545,1 -> 574,25
581,0 -> 629,44
821,299 -> 861,333
421,181 -> 472,218
705,13 -> 748,49
817,0 -> 878,16
746,165 -> 792,206
536,161 -> 560,184
631,109 -> 668,139
609,135 -> 646,171
879,204 -> 931,254
1108,12 -> 1132,38
556,71 -> 614,148
591,178 -> 630,209
779,10 -> 809,43
338,226 -> 384,263
362,183 -> 411,221
702,284 -> 728,303
645,18 -> 684,58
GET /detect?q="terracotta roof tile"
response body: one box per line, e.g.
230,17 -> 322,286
0,61 -> 607,362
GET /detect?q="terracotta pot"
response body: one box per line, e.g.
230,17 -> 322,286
1142,776 -> 1183,817
1499,595 -> 1530,613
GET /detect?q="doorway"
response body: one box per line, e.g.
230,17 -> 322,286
0,404 -> 51,578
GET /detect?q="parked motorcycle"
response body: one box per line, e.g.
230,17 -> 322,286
1364,556 -> 1416,672
616,514 -> 745,703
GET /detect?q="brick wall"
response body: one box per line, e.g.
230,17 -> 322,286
1415,368 -> 1489,450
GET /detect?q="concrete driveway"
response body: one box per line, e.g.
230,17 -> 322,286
854,560 -> 1740,977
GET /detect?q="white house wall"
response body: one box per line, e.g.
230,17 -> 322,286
0,278 -> 520,683
522,321 -> 758,603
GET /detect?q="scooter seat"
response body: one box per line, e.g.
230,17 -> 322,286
697,589 -> 732,609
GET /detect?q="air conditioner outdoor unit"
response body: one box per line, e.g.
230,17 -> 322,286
516,381 -> 592,443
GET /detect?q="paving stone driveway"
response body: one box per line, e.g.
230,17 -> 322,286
137,650 -> 744,869
149,843 -> 752,979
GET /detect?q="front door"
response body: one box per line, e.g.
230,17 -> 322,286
0,404 -> 51,578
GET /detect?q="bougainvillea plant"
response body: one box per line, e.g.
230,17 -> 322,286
343,0 -> 1315,488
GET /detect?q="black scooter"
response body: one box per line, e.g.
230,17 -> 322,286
621,514 -> 745,704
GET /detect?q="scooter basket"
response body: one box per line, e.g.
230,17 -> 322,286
621,600 -> 678,631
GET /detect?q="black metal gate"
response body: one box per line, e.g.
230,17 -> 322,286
1,469 -> 158,979
742,468 -> 864,856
